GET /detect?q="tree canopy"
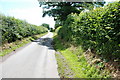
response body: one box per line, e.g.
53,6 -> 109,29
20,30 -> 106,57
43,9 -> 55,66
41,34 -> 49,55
38,1 -> 105,22
41,23 -> 50,30
38,1 -> 105,29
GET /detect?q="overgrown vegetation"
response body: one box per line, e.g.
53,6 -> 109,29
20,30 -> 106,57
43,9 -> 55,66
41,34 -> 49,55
53,36 -> 110,78
53,2 -> 120,78
58,2 -> 120,60
1,33 -> 47,57
1,14 -> 48,44
1,14 -> 48,56
41,23 -> 50,30
39,1 -> 105,29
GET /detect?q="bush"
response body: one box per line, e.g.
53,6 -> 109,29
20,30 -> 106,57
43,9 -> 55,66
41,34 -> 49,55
1,14 -> 48,44
58,2 -> 120,59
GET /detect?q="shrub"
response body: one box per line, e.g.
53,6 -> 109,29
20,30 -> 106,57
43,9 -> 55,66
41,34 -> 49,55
1,14 -> 48,44
58,2 -> 120,59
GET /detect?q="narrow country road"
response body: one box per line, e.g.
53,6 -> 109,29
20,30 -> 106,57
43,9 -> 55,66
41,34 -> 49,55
0,32 -> 59,78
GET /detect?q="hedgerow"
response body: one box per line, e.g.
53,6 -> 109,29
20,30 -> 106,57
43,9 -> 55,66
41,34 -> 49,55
1,14 -> 48,44
58,2 -> 120,59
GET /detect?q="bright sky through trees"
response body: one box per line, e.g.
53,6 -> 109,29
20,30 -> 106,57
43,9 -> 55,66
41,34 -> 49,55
0,0 -> 117,28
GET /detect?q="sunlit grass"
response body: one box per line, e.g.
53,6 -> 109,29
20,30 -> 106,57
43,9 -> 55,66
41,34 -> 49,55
53,35 -> 110,78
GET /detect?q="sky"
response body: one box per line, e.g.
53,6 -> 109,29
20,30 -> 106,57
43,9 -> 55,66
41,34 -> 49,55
0,0 -> 118,28
0,0 -> 55,28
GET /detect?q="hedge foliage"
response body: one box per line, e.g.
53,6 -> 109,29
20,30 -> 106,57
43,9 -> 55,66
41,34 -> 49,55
1,14 -> 48,44
58,2 -> 120,58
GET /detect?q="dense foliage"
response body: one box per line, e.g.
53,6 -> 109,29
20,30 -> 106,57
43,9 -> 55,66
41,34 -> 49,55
58,2 -> 120,59
1,14 -> 48,44
39,1 -> 105,29
41,23 -> 50,30
39,1 -> 105,21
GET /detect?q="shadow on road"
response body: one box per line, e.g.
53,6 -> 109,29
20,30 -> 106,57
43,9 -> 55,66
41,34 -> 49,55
32,38 -> 54,50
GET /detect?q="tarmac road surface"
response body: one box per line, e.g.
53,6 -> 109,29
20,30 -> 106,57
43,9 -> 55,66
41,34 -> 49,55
0,32 -> 59,78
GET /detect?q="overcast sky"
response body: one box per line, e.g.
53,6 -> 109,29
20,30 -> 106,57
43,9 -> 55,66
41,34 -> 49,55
0,0 -> 117,28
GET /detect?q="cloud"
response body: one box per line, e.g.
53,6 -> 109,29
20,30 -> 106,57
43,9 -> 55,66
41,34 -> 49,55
7,7 -> 55,27
0,0 -> 55,28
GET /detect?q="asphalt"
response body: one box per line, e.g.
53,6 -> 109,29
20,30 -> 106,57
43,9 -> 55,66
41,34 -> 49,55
0,32 -> 59,78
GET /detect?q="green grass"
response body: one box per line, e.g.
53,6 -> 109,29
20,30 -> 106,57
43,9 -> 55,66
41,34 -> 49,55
61,49 -> 110,78
0,33 -> 47,57
53,35 -> 111,78
55,53 -> 67,77
55,52 -> 74,78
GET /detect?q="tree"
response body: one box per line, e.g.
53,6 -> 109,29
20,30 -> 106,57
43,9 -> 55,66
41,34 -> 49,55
50,28 -> 54,32
41,23 -> 50,30
54,19 -> 62,29
38,1 -> 105,22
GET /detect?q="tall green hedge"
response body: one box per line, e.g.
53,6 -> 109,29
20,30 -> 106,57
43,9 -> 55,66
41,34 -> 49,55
58,2 -> 120,58
1,14 -> 48,44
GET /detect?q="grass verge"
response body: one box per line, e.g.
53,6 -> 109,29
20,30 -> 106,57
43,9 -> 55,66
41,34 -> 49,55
0,32 -> 47,57
53,35 -> 111,78
55,51 -> 74,78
